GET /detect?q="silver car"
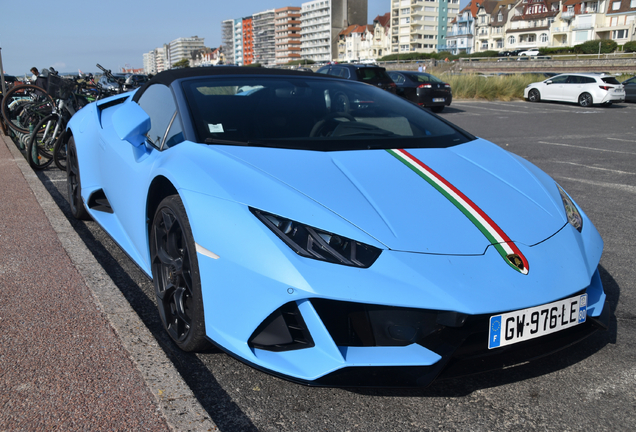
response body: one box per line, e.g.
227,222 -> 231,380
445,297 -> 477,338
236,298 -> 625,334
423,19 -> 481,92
524,73 -> 625,107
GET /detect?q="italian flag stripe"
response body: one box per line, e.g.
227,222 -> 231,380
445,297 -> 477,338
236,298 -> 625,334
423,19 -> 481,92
387,149 -> 529,274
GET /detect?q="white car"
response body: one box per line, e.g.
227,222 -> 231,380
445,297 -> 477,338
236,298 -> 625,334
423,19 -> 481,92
518,49 -> 540,56
524,73 -> 625,107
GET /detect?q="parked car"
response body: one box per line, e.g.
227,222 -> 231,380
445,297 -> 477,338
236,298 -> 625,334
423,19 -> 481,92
98,73 -> 128,91
522,72 -> 559,79
125,74 -> 150,88
622,76 -> 636,102
524,73 -> 625,107
519,49 -> 540,56
315,63 -> 397,93
65,67 -> 608,388
387,70 -> 452,112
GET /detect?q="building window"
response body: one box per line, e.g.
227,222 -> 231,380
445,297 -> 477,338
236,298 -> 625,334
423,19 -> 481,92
540,33 -> 548,42
498,13 -> 503,22
612,1 -> 621,10
508,35 -> 516,45
613,29 -> 627,39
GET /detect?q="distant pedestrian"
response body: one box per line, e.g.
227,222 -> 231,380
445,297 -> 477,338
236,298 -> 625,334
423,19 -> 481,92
422,63 -> 427,73
30,67 -> 48,92
30,67 -> 39,81
418,64 -> 423,72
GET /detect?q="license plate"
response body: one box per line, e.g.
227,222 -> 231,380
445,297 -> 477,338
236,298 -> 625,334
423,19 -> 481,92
614,89 -> 624,93
488,294 -> 587,349
433,98 -> 445,102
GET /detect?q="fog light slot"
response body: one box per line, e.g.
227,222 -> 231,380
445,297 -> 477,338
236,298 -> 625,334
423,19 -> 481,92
249,301 -> 315,352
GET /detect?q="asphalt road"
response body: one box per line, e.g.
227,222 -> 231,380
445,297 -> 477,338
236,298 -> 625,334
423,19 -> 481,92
34,100 -> 636,431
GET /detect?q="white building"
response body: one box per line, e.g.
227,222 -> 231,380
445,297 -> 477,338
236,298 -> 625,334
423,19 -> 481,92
391,0 -> 461,55
222,19 -> 235,64
301,0 -> 368,63
168,36 -> 205,67
253,9 -> 276,66
143,46 -> 168,74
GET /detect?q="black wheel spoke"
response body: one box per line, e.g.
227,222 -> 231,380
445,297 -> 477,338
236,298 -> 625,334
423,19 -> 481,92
150,196 -> 208,351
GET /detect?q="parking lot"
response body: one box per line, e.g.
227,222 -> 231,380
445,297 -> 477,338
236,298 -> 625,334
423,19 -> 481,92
36,100 -> 636,431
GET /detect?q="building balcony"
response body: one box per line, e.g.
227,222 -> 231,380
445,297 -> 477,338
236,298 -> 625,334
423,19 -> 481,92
572,22 -> 595,30
447,29 -> 473,37
551,26 -> 570,34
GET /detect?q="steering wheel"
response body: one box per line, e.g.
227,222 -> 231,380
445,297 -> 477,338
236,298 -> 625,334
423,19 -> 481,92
310,112 -> 356,137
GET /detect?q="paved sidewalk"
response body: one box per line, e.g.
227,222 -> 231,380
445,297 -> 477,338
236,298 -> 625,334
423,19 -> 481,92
0,133 -> 216,431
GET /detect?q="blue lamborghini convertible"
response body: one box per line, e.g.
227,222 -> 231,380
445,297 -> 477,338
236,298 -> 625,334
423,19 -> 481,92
65,67 -> 608,387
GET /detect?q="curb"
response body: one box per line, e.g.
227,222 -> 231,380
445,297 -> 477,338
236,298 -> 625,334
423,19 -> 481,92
2,133 -> 218,432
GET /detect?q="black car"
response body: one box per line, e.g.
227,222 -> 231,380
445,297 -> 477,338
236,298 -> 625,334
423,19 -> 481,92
387,71 -> 452,113
315,64 -> 397,94
622,76 -> 636,102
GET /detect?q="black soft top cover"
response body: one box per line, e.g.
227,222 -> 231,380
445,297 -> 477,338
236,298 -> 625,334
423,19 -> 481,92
133,66 -> 316,102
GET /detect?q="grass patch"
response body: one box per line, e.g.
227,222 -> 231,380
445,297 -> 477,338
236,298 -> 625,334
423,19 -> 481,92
438,73 -> 547,100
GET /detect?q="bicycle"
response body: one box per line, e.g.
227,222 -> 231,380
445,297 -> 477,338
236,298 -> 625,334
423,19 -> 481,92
26,73 -> 89,170
1,81 -> 55,135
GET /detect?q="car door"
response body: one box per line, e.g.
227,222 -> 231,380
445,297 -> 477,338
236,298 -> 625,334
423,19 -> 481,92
388,72 -> 410,99
562,75 -> 589,103
541,75 -> 569,101
99,83 -> 183,269
624,77 -> 636,102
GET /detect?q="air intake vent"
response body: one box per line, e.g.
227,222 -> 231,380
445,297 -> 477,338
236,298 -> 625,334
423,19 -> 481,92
248,301 -> 314,352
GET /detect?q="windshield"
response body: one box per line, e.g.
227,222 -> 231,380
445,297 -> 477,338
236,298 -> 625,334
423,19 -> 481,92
181,76 -> 472,151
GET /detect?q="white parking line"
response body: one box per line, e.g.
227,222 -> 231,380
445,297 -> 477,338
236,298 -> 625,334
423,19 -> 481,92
557,176 -> 636,194
552,161 -> 636,176
537,141 -> 636,156
607,137 -> 636,143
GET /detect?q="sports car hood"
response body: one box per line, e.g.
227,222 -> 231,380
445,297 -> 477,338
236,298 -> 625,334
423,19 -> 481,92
215,139 -> 567,255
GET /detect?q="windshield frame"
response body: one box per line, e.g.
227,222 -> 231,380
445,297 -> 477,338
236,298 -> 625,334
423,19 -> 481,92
177,74 -> 474,152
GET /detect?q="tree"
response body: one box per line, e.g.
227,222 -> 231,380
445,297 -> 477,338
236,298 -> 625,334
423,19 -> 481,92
623,41 -> 636,53
575,40 -> 617,54
172,59 -> 190,69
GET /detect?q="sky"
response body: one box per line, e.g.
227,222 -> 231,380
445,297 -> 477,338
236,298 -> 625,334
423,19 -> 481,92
0,0 -> 469,76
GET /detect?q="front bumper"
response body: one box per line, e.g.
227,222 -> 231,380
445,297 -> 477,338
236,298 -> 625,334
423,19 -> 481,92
308,297 -> 609,388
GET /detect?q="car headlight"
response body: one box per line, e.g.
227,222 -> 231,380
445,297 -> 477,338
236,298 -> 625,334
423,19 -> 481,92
557,184 -> 583,232
251,208 -> 382,268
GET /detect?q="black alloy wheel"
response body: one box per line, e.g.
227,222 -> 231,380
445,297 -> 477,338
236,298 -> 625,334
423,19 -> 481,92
66,136 -> 90,220
528,89 -> 541,102
150,195 -> 210,352
578,92 -> 593,107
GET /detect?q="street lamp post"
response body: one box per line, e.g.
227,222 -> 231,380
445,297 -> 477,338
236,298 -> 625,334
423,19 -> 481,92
0,44 -> 6,96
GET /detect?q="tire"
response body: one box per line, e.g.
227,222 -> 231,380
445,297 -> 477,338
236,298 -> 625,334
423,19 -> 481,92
66,136 -> 90,220
1,84 -> 55,134
578,92 -> 593,107
528,89 -> 541,102
53,132 -> 67,171
431,106 -> 444,113
26,114 -> 59,170
150,195 -> 211,352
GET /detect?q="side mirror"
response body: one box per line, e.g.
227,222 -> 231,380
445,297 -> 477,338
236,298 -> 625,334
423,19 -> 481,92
112,100 -> 151,147
545,80 -> 553,85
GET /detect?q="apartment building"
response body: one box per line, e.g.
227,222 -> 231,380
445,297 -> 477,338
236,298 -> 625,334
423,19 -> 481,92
243,17 -> 254,65
361,13 -> 392,59
599,0 -> 636,42
275,7 -> 302,64
300,0 -> 368,63
168,36 -> 206,68
446,2 -> 479,54
254,10 -> 277,66
221,19 -> 235,64
391,0 -> 461,55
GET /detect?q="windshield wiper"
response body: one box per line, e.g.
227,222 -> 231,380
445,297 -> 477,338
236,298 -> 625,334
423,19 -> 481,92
204,138 -> 265,146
